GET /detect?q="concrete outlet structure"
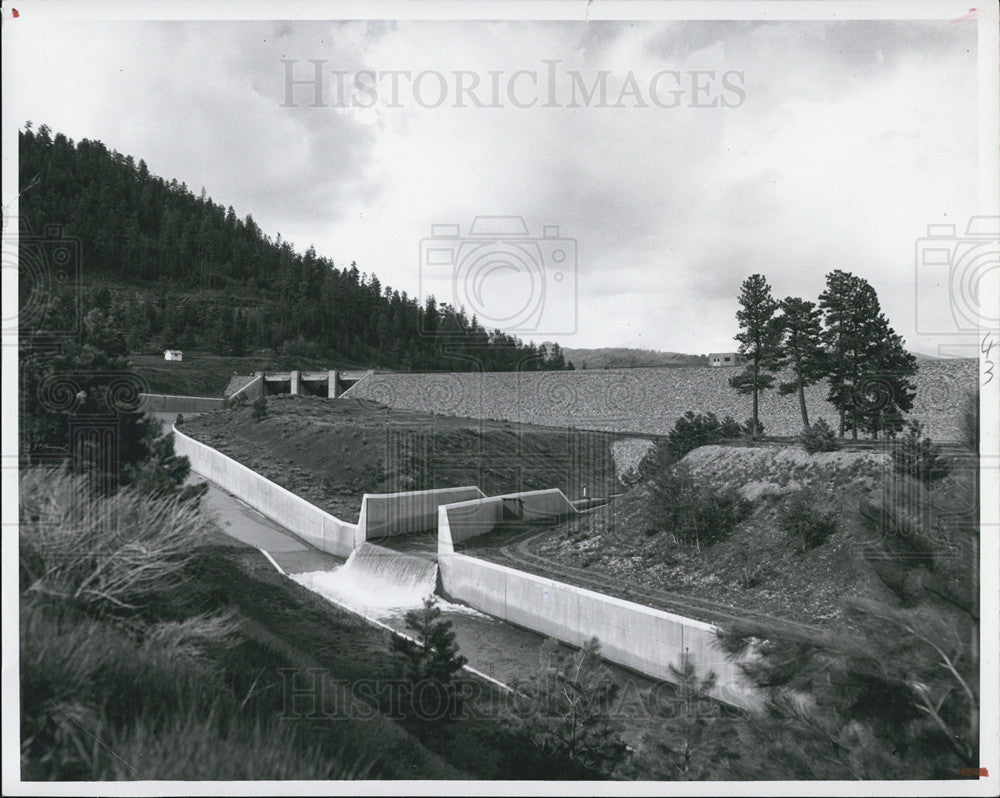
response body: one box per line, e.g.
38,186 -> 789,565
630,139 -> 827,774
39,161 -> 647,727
175,425 -> 761,711
251,369 -> 373,398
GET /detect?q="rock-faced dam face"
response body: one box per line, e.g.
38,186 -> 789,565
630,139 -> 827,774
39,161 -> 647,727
341,360 -> 976,442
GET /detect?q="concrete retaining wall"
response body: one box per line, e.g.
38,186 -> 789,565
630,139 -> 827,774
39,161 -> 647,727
438,553 -> 757,710
438,488 -> 574,553
437,489 -> 759,710
172,425 -> 360,557
226,374 -> 263,403
141,393 -> 226,413
171,424 -> 758,709
358,486 -> 486,539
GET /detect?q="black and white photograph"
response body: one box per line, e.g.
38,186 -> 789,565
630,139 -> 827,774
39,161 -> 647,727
2,1 -> 998,794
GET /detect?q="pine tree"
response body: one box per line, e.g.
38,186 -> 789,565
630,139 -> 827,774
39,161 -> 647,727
504,637 -> 628,777
819,270 -> 916,439
775,297 -> 826,429
546,342 -> 566,370
19,296 -> 193,498
390,596 -> 467,732
729,275 -> 782,436
630,654 -> 738,780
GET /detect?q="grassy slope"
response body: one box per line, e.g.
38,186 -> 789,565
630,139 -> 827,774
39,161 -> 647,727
183,395 -> 620,520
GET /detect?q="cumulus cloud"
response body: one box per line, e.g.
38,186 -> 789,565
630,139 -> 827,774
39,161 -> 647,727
6,17 -> 979,353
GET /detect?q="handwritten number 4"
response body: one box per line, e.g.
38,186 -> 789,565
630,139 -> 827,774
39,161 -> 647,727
983,333 -> 996,385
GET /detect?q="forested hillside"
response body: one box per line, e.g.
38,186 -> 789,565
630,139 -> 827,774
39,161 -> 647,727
18,124 -> 573,372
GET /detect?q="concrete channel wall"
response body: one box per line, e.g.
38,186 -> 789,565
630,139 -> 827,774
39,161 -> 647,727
173,427 -> 492,551
172,425 -> 360,557
438,488 -> 575,553
437,491 -> 759,711
359,486 -> 486,539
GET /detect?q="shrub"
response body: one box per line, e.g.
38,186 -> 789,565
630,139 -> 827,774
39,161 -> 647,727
669,411 -> 723,456
628,653 -> 736,780
890,419 -> 950,483
504,638 -> 627,778
19,468 -> 213,619
741,417 -> 765,438
645,463 -> 752,550
635,411 -> 732,481
719,415 -> 743,438
779,489 -> 837,551
799,418 -> 839,453
250,394 -> 268,422
19,603 -> 377,781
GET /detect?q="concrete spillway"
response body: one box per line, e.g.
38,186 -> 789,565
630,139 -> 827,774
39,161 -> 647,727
291,542 -> 439,618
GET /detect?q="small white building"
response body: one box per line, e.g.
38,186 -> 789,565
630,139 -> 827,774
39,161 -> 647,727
164,350 -> 183,362
709,352 -> 745,367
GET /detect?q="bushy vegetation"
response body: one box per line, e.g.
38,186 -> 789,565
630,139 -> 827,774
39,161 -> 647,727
799,417 -> 839,453
504,638 -> 627,778
779,488 -> 838,551
716,391 -> 979,779
19,469 -> 213,618
251,394 -> 268,422
890,419 -> 950,483
19,468 -> 383,779
633,411 -> 741,483
19,304 -> 197,499
645,463 -> 752,550
627,654 -> 739,780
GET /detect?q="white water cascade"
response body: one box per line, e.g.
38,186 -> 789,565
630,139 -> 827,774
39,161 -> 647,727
291,542 -> 439,619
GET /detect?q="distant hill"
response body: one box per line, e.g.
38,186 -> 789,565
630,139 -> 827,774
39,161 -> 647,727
552,346 -> 708,370
560,347 -> 948,370
18,124 -> 576,374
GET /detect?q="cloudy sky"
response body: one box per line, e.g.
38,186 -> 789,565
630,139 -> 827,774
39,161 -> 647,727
4,11 -> 984,354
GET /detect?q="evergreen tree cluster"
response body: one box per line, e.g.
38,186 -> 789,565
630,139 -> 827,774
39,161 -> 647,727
730,271 -> 917,439
19,124 -> 574,372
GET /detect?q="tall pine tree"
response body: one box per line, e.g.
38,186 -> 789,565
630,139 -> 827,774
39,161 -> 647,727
775,297 -> 826,429
729,274 -> 782,436
819,270 -> 916,439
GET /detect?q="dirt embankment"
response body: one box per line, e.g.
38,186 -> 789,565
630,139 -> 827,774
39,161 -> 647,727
182,395 -> 621,521
466,444 -> 901,631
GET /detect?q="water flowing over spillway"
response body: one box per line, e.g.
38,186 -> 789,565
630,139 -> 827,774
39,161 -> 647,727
292,542 -> 441,619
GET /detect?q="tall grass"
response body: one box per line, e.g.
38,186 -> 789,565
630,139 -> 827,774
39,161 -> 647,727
19,468 -> 384,780
20,467 -> 213,618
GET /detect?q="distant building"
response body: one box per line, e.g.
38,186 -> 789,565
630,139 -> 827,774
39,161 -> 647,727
164,350 -> 183,362
709,352 -> 745,367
